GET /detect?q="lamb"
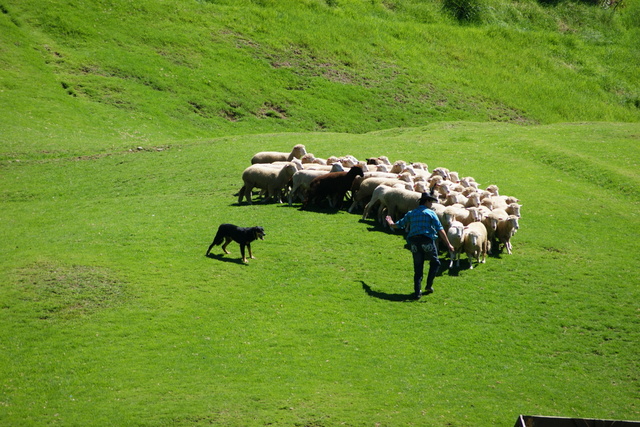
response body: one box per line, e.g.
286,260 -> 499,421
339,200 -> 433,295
495,215 -> 519,255
463,222 -> 489,269
251,144 -> 307,164
303,166 -> 364,210
446,220 -> 466,268
238,162 -> 298,204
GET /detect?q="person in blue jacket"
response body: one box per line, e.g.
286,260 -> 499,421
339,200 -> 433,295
386,192 -> 454,299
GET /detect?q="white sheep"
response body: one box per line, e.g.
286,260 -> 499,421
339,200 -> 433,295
464,192 -> 482,208
444,192 -> 468,207
364,186 -> 421,225
238,162 -> 298,204
495,215 -> 519,255
460,176 -> 479,189
506,202 -> 522,218
389,160 -> 408,174
446,220 -> 466,268
430,167 -> 451,181
430,202 -> 446,225
463,222 -> 489,269
269,158 -> 304,170
348,176 -> 412,213
443,205 -> 481,228
300,153 -> 327,165
251,144 -> 307,164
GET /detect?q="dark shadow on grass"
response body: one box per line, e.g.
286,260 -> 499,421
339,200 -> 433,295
360,281 -> 418,302
297,205 -> 343,215
205,253 -> 247,265
446,259 -> 471,276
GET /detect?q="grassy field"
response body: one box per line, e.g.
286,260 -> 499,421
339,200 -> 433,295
1,0 -> 639,425
1,122 -> 639,425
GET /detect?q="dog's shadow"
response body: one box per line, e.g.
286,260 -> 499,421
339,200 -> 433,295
359,281 -> 417,302
205,253 -> 247,265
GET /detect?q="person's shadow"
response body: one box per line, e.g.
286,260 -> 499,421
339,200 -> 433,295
359,281 -> 417,302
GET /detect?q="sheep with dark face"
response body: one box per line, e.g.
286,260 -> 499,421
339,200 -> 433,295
302,166 -> 364,210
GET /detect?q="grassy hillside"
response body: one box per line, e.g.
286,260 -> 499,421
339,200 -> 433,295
1,0 -> 639,156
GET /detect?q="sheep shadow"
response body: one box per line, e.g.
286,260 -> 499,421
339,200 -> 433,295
205,253 -> 248,265
360,281 -> 421,302
445,260 -> 470,276
296,205 -> 346,215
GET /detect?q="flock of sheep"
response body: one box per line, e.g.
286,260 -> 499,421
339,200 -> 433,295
238,144 -> 521,269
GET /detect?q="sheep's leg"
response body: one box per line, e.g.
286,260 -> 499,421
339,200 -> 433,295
244,185 -> 254,205
506,239 -> 512,255
238,186 -> 246,204
348,199 -> 358,213
362,202 -> 372,220
288,184 -> 299,206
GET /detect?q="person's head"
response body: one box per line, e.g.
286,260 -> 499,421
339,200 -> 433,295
419,192 -> 438,206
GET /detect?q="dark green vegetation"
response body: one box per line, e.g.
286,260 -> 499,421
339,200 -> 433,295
1,0 -> 639,425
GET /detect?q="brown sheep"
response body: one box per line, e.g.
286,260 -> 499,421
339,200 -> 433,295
302,166 -> 364,210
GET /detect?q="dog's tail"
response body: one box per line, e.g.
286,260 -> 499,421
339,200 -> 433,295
212,227 -> 225,247
205,227 -> 225,256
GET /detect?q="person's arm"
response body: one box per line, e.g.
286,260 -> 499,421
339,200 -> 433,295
438,228 -> 455,253
386,215 -> 400,230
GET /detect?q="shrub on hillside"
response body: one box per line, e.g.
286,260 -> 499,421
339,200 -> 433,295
442,0 -> 484,23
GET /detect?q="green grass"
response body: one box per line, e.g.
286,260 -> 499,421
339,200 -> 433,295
1,122 -> 639,425
1,0 -> 639,424
1,0 -> 639,156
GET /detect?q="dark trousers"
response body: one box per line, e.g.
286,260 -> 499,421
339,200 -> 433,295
408,235 -> 440,295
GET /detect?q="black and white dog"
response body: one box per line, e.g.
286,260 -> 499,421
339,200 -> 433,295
206,224 -> 265,263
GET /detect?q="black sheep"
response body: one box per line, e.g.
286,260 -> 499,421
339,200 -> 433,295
302,166 -> 364,210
